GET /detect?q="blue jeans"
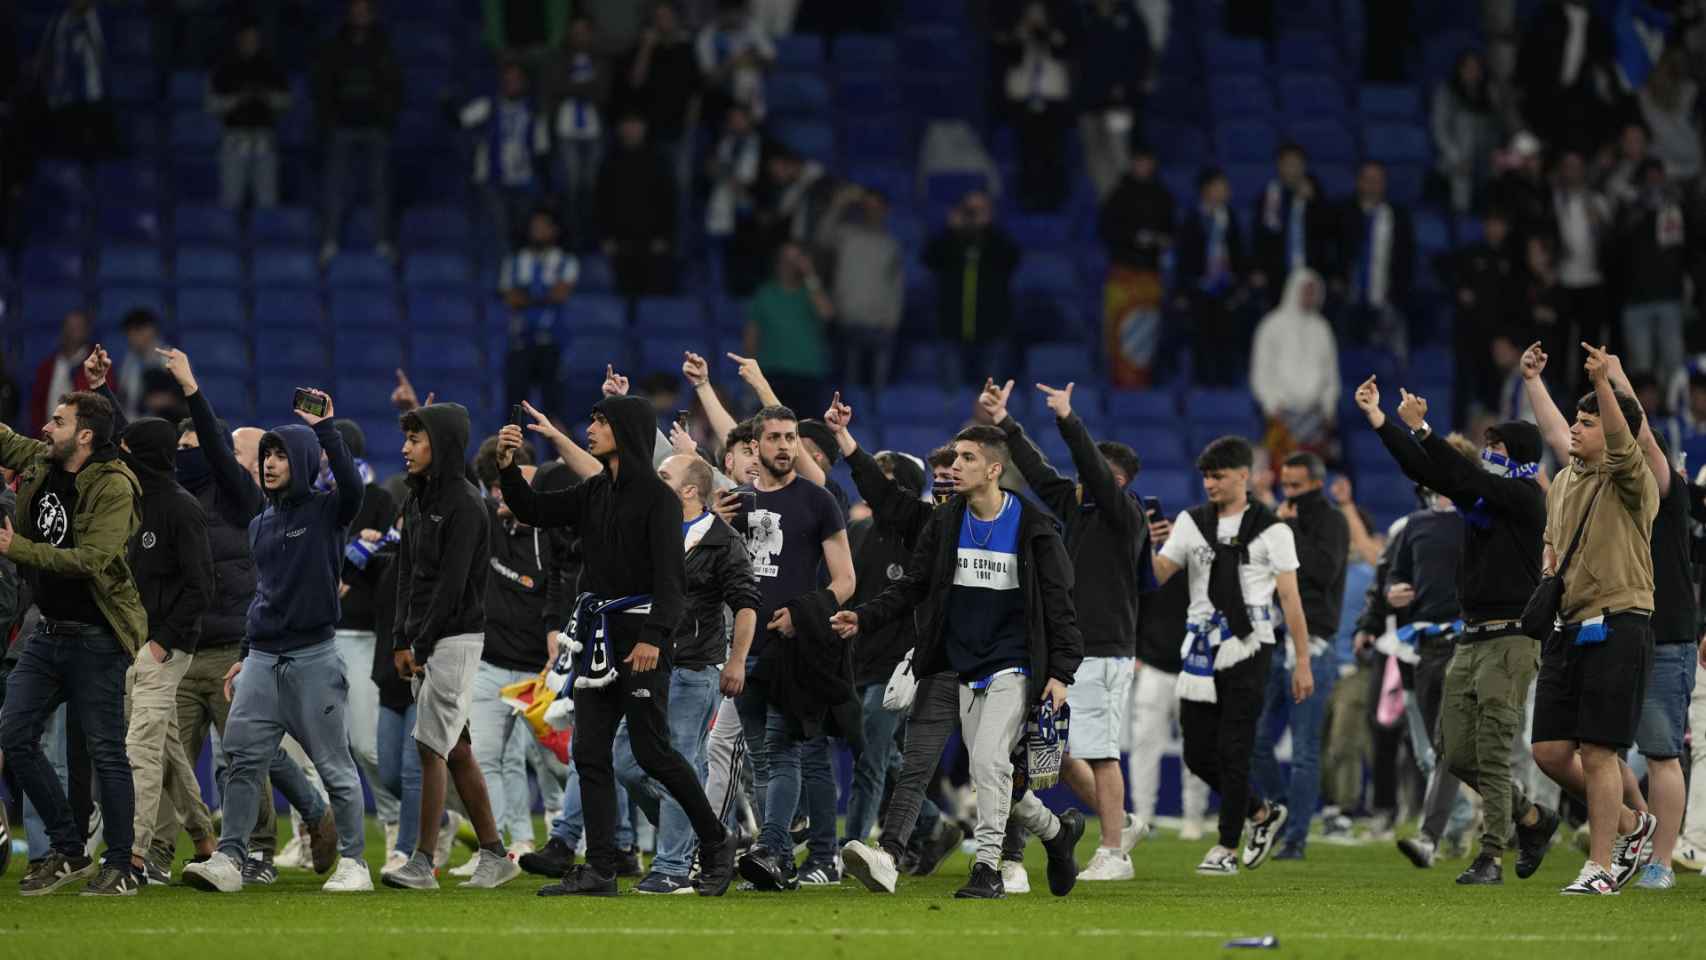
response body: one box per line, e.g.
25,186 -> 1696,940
614,664 -> 721,878
800,736 -> 837,863
1250,644 -> 1339,848
758,706 -> 802,854
0,625 -> 133,867
734,658 -> 770,828
377,703 -> 432,856
1620,300 -> 1684,380
321,128 -> 392,248
21,704 -> 68,861
217,640 -> 364,861
549,759 -> 634,850
844,682 -> 902,845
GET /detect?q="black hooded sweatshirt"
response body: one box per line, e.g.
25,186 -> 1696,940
396,403 -> 489,663
1375,418 -> 1546,627
499,395 -> 686,651
484,495 -> 574,673
1285,488 -> 1349,639
122,417 -> 214,653
175,387 -> 263,649
844,449 -> 927,685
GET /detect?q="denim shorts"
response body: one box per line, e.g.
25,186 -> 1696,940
1635,642 -> 1697,760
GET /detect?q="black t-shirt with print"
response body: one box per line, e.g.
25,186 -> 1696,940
30,467 -> 107,627
735,475 -> 845,656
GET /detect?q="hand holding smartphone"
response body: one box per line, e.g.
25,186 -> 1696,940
293,388 -> 330,420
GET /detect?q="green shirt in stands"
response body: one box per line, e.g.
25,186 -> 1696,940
750,281 -> 829,378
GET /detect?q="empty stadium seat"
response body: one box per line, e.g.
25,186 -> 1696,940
563,293 -> 627,333
1024,343 -> 1091,384
334,330 -> 404,369
1107,389 -> 1179,422
255,329 -> 328,370
252,288 -> 322,328
1363,123 -> 1431,166
1215,119 -> 1279,165
253,249 -> 318,286
1013,252 -> 1079,298
98,247 -> 165,284
174,205 -> 240,245
633,296 -> 703,335
407,291 -> 478,331
177,287 -> 244,329
250,208 -> 316,247
327,253 -> 394,289
329,290 -> 401,329
403,253 -> 473,288
178,329 -> 250,373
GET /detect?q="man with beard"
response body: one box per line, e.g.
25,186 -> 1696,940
0,389 -> 146,895
496,394 -> 739,896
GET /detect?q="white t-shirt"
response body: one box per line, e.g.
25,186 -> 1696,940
1159,508 -> 1299,646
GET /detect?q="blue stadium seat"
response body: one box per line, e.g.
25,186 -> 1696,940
176,287 -> 244,329
1359,85 -> 1421,120
253,249 -> 318,287
773,121 -> 835,164
1346,431 -> 1390,467
330,290 -> 400,329
1315,162 -> 1356,198
1215,119 -> 1279,164
775,34 -> 825,68
564,333 -> 629,378
841,116 -> 910,166
881,426 -> 943,459
1385,163 -> 1426,206
169,111 -> 222,151
334,330 -> 404,369
407,291 -> 478,331
1287,117 -> 1358,165
1224,163 -> 1271,208
563,293 -> 627,333
1024,343 -> 1091,384
876,385 -> 952,422
333,373 -> 399,417
20,246 -> 86,284
1107,389 -> 1179,422
1013,252 -> 1079,298
636,337 -> 701,379
98,247 -> 165,284
1363,123 -> 1431,166
1015,294 -> 1090,343
22,285 -> 89,331
403,253 -> 472,288
833,34 -> 898,67
252,289 -> 322,328
399,206 -> 472,250
834,72 -> 904,112
410,333 -> 484,377
1275,31 -> 1342,72
327,253 -> 393,289
1186,388 -> 1257,421
575,255 -> 614,293
25,202 -> 88,243
178,329 -> 250,373
1279,74 -> 1346,118
1209,75 -> 1274,119
1203,34 -> 1267,71
96,204 -> 160,247
256,374 -> 312,420
1410,347 -> 1453,383
769,72 -> 831,115
174,205 -> 240,245
250,208 -> 315,247
925,171 -> 991,209
1116,427 -> 1190,467
175,246 -> 243,285
1152,122 -> 1210,166
394,28 -> 453,65
169,70 -> 206,105
1007,214 -> 1072,249
99,286 -> 167,331
1140,469 -> 1200,511
255,329 -> 328,371
634,296 -> 703,335
197,374 -> 253,420
97,163 -> 164,205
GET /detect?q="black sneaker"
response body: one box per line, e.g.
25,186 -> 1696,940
141,859 -> 172,886
1397,834 -> 1437,869
798,858 -> 841,885
241,854 -> 278,885
738,845 -> 792,892
519,837 -> 576,877
81,864 -> 140,897
1241,802 -> 1289,871
696,831 -> 738,897
537,863 -> 618,897
1515,805 -> 1560,880
634,872 -> 694,894
790,815 -> 810,854
910,821 -> 965,877
898,847 -> 922,875
614,847 -> 644,878
1455,853 -> 1503,885
20,851 -> 96,896
1042,808 -> 1085,897
953,862 -> 1005,899
1273,841 -> 1305,861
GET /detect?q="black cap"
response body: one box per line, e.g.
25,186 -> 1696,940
797,419 -> 841,466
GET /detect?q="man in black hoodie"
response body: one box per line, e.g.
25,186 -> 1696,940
382,403 -> 517,891
982,377 -> 1149,878
1353,374 -> 1554,885
312,0 -> 402,263
115,417 -> 213,883
495,393 -> 739,897
832,424 -> 1087,900
88,346 -> 326,886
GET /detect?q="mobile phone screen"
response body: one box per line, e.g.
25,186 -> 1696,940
292,388 -> 328,418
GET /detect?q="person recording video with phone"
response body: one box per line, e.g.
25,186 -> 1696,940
184,387 -> 374,894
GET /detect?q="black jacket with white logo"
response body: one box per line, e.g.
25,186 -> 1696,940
121,417 -> 214,653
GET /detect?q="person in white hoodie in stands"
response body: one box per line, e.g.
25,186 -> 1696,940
1250,269 -> 1339,463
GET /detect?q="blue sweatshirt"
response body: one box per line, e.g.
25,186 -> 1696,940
244,419 -> 364,655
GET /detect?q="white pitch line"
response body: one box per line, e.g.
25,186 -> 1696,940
0,927 -> 1690,945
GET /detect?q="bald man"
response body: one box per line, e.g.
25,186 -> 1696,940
232,427 -> 264,488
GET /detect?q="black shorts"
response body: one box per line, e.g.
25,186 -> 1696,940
1531,611 -> 1652,750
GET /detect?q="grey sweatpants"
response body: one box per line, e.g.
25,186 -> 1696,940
961,673 -> 1060,868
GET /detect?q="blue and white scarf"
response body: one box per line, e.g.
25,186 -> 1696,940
1376,619 -> 1463,665
316,457 -> 375,493
547,592 -> 654,692
1177,606 -> 1271,703
1462,450 -> 1539,529
344,524 -> 400,569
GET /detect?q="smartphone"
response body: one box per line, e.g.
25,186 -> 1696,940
292,388 -> 328,418
675,409 -> 691,430
510,404 -> 525,426
1143,496 -> 1163,520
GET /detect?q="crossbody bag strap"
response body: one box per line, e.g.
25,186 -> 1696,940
1554,482 -> 1604,579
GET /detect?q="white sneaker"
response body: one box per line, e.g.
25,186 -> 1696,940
383,850 -> 409,873
323,857 -> 373,892
1673,841 -> 1706,872
1179,818 -> 1205,842
1196,845 -> 1239,876
84,804 -> 103,859
999,859 -> 1032,894
448,856 -> 479,878
1078,847 -> 1135,881
275,816 -> 310,870
183,851 -> 245,893
434,811 -> 465,870
1119,814 -> 1152,856
841,840 -> 898,894
459,849 -> 522,889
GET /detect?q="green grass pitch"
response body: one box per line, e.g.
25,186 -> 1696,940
3,821 -> 1702,959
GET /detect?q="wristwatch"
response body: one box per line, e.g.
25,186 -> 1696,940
1411,421 -> 1432,441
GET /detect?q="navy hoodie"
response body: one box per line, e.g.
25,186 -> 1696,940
244,419 -> 364,655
